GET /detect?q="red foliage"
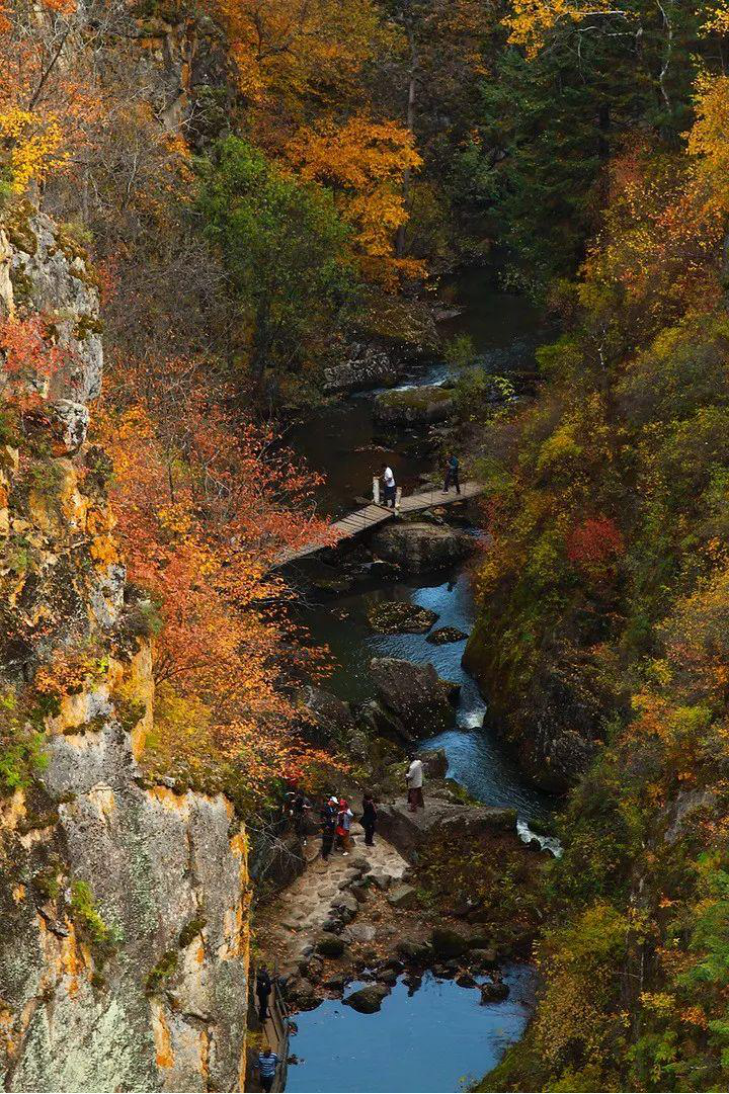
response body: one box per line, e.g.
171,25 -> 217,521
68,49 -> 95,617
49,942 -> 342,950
0,315 -> 70,401
566,516 -> 625,575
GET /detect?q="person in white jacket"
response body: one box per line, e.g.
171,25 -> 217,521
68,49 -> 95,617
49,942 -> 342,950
406,754 -> 424,812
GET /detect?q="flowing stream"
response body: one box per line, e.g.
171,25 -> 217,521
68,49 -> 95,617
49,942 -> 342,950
285,271 -> 554,1092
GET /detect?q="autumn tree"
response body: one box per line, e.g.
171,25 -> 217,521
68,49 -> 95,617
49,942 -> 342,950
209,0 -> 387,120
284,114 -> 423,286
99,354 -> 337,800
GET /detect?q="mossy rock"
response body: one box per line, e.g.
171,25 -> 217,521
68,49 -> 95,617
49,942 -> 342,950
374,385 -> 454,426
426,627 -> 468,645
367,601 -> 438,635
5,199 -> 38,255
431,928 -> 469,959
316,936 -> 346,959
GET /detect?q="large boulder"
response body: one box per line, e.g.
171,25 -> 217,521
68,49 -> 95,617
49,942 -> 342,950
376,799 -> 518,861
373,385 -> 454,426
431,928 -> 469,959
323,344 -> 399,394
371,522 -> 474,573
371,658 -> 457,737
343,983 -> 390,1014
297,686 -> 369,759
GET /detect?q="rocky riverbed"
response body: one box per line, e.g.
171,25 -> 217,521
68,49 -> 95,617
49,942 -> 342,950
255,753 -> 545,1035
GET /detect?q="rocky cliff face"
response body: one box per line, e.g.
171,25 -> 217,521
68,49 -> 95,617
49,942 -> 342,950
0,208 -> 250,1092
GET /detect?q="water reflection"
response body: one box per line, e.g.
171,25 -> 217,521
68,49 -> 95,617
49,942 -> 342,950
286,967 -> 536,1094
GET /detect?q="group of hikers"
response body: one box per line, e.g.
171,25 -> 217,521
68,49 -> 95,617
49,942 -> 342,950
318,791 -> 378,858
285,790 -> 379,859
284,753 -> 426,863
380,452 -> 460,508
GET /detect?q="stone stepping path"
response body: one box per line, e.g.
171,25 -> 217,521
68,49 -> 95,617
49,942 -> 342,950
260,836 -> 408,974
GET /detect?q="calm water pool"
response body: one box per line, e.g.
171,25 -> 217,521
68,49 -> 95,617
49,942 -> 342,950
286,967 -> 536,1094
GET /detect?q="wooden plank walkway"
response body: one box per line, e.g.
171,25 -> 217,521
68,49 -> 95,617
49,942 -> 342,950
272,479 -> 483,569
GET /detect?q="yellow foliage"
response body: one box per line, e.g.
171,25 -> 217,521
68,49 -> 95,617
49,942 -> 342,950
285,114 -> 424,287
702,1 -> 729,33
687,72 -> 729,220
505,0 -> 634,57
0,108 -> 68,192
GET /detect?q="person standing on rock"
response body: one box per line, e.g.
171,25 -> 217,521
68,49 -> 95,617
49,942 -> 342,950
381,463 -> 397,508
362,791 -> 378,846
444,453 -> 461,494
256,965 -> 272,1024
256,1045 -> 279,1093
336,798 -> 354,854
406,753 -> 425,812
320,796 -> 337,861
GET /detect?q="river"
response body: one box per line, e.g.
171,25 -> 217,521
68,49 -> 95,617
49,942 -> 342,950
285,272 -> 553,1092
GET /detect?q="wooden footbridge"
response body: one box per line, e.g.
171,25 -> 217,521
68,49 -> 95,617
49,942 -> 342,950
272,480 -> 484,569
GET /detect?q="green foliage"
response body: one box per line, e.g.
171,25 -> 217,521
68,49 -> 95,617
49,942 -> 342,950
444,333 -> 475,368
70,880 -> 120,956
145,950 -> 179,995
198,137 -> 359,385
0,690 -> 48,796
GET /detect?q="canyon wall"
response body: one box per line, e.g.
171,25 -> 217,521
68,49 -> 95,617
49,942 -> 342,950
0,207 -> 250,1093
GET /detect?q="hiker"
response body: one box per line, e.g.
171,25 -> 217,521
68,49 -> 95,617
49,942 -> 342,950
320,795 -> 338,860
292,789 -> 311,846
256,1046 -> 280,1093
256,965 -> 272,1024
336,798 -> 354,855
362,791 -> 377,846
444,453 -> 460,494
382,463 -> 397,508
406,753 -> 425,812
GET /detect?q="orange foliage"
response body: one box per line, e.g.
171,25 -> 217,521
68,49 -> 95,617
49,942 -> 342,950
98,355 -> 337,796
0,315 -> 71,402
209,0 -> 385,112
505,0 -> 636,57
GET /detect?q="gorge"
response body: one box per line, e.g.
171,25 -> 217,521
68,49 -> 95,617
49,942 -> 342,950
4,1 -> 729,1092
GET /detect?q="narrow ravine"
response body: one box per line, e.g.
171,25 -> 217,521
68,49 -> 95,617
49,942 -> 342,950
276,275 -> 557,1093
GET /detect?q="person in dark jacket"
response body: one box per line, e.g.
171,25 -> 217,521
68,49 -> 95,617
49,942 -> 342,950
320,796 -> 337,860
444,453 -> 460,494
256,965 -> 272,1024
291,790 -> 311,845
361,792 -> 377,846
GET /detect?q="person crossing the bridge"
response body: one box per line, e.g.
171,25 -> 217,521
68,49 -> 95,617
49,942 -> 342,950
381,463 -> 397,508
444,453 -> 461,494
